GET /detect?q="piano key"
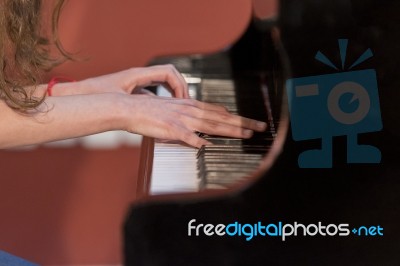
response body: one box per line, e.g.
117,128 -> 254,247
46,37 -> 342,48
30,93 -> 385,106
150,143 -> 200,194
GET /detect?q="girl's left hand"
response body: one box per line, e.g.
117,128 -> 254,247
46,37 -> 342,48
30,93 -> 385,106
78,64 -> 189,98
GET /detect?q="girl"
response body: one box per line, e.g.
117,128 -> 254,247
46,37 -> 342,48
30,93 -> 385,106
0,0 -> 267,149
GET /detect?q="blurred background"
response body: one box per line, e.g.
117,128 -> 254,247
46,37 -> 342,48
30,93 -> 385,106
0,0 -> 276,265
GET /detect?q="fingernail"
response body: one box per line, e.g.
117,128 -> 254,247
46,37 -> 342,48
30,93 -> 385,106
243,129 -> 253,137
257,122 -> 267,130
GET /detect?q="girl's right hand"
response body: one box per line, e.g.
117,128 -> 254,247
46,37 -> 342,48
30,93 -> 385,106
120,94 -> 267,148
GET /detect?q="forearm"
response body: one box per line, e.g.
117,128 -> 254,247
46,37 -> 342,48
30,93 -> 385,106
40,65 -> 190,97
0,93 -> 125,148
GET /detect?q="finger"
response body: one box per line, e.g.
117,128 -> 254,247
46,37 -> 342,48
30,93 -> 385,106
214,112 -> 267,132
182,116 -> 255,139
174,125 -> 212,148
173,98 -> 228,113
193,100 -> 229,112
156,65 -> 188,98
136,88 -> 156,95
201,110 -> 268,132
170,66 -> 189,98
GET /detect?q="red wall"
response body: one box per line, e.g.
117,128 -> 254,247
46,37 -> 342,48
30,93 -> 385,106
49,0 -> 253,80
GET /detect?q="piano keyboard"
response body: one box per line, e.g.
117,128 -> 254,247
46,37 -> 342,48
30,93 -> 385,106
149,76 -> 275,195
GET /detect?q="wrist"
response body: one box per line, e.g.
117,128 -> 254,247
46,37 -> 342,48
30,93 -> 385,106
106,93 -> 135,132
116,94 -> 150,133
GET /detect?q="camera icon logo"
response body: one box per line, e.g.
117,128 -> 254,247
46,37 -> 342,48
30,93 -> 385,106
286,39 -> 382,168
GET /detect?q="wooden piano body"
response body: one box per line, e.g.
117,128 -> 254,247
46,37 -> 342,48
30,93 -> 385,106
125,0 -> 400,265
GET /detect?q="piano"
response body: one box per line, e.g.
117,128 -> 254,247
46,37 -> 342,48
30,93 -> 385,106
136,15 -> 285,196
125,0 -> 400,265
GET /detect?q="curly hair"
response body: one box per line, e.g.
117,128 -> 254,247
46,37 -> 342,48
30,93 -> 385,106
0,0 -> 69,112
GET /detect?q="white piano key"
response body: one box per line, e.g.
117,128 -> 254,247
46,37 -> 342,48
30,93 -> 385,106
150,143 -> 199,195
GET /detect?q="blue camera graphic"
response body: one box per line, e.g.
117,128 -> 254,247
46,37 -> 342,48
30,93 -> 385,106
286,39 -> 382,168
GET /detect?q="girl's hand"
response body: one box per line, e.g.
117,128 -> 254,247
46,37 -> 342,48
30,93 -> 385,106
120,94 -> 267,148
60,65 -> 189,98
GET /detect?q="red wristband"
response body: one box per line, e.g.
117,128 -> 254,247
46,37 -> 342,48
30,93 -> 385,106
47,77 -> 76,96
